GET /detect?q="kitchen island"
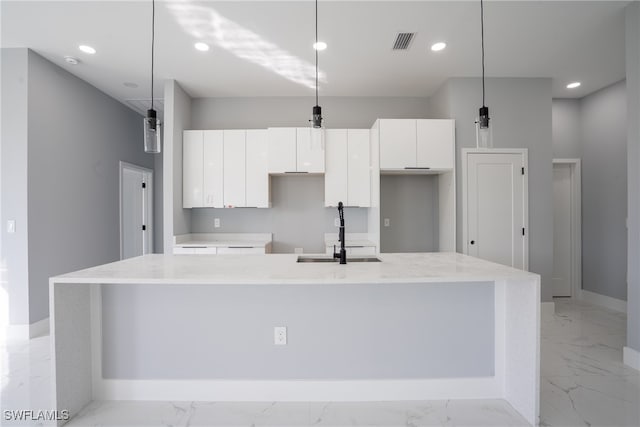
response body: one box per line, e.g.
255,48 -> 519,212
49,253 -> 540,425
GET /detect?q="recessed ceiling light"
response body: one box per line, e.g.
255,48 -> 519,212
64,56 -> 79,65
313,41 -> 327,51
566,82 -> 581,89
194,42 -> 210,52
78,45 -> 96,54
123,82 -> 139,88
431,42 -> 447,52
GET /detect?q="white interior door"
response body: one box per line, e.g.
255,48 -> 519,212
553,163 -> 572,296
464,151 -> 527,269
120,163 -> 153,259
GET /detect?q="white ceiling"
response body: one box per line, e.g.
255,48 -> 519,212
1,1 -> 629,107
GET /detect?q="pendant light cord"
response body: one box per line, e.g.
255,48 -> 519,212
151,0 -> 155,110
315,0 -> 319,106
480,0 -> 485,107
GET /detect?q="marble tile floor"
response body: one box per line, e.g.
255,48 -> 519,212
1,298 -> 638,426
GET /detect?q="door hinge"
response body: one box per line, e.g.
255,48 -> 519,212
142,225 -> 146,231
521,167 -> 525,175
142,182 -> 146,189
522,227 -> 525,236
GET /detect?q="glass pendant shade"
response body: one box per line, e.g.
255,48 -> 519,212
475,106 -> 493,149
311,105 -> 323,129
144,109 -> 161,154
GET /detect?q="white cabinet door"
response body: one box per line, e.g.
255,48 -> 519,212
324,129 -> 348,207
183,131 -> 203,208
223,130 -> 246,207
246,129 -> 269,208
347,129 -> 371,207
194,247 -> 218,254
217,246 -> 265,254
417,119 -> 455,169
174,247 -> 196,254
203,130 -> 224,208
379,119 -> 416,170
296,128 -> 325,173
267,128 -> 297,173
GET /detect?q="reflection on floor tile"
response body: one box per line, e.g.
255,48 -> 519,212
2,298 -> 639,426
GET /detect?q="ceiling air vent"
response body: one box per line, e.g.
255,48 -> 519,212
393,32 -> 415,50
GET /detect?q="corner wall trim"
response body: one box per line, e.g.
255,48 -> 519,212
623,346 -> 640,371
579,290 -> 627,313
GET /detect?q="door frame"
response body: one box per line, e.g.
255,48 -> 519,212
119,161 -> 154,259
461,148 -> 529,270
552,158 -> 582,298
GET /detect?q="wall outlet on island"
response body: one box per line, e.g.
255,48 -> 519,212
274,326 -> 287,345
334,217 -> 340,227
214,218 -> 221,228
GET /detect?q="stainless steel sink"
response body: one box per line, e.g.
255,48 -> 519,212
297,256 -> 381,263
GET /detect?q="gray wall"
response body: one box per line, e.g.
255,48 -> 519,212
430,78 -> 555,302
102,281 -> 494,379
626,1 -> 640,354
163,80 -> 192,253
552,99 -> 582,158
187,96 -> 430,252
580,81 -> 628,300
191,96 -> 430,130
1,49 -> 154,324
191,175 -> 368,254
1,49 -> 30,324
380,175 -> 439,253
24,50 -> 153,323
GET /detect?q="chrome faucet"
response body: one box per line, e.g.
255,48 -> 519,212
333,201 -> 347,264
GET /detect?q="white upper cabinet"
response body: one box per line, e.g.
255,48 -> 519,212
183,130 -> 204,208
223,130 -> 246,208
296,128 -> 325,173
416,120 -> 455,169
379,119 -> 416,170
324,130 -> 348,207
378,119 -> 455,171
324,129 -> 370,207
246,130 -> 269,208
267,128 -> 297,173
203,130 -> 224,208
347,129 -> 371,207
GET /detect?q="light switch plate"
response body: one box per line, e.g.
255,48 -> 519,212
384,218 -> 390,227
334,218 -> 340,227
7,220 -> 15,234
274,327 -> 287,345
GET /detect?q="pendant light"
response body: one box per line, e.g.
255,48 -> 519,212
475,0 -> 492,148
144,0 -> 161,154
310,0 -> 323,129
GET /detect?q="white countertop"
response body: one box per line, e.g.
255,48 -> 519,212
51,252 -> 538,286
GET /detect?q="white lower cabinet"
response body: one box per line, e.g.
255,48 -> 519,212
174,247 -> 218,254
324,129 -> 370,207
216,247 -> 266,255
174,246 -> 266,254
324,246 -> 377,256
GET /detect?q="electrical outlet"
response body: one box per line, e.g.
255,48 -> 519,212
384,218 -> 390,227
294,248 -> 303,254
214,218 -> 221,228
7,220 -> 15,234
274,327 -> 287,345
334,218 -> 340,227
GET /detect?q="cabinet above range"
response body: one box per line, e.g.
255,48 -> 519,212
267,127 -> 325,174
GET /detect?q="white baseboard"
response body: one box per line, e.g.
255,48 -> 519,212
541,302 -> 555,316
29,317 -> 49,338
4,317 -> 49,341
623,347 -> 640,371
579,290 -> 627,313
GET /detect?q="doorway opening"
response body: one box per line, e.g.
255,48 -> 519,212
552,159 -> 582,298
120,162 -> 153,259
